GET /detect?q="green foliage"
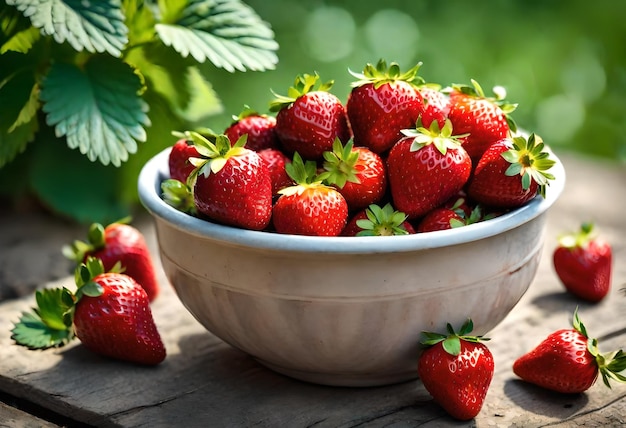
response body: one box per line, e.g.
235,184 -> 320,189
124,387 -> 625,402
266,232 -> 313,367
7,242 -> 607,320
0,0 -> 278,223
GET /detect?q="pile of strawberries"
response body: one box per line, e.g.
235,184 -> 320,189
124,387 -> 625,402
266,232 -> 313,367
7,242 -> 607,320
163,59 -> 557,237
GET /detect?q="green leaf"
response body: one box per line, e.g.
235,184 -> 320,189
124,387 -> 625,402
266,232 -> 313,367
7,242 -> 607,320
155,0 -> 278,72
11,311 -> 74,349
33,288 -> 74,331
0,114 -> 38,168
1,26 -> 40,54
40,56 -> 150,166
6,0 -> 128,57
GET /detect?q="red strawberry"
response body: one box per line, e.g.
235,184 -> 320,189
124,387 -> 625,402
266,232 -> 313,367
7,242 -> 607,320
341,203 -> 415,236
346,59 -> 425,154
553,223 -> 612,302
417,200 -> 495,233
418,319 -> 494,421
257,148 -> 293,195
63,220 -> 160,302
446,79 -> 517,161
270,73 -> 350,160
467,133 -> 555,208
513,309 -> 626,393
416,84 -> 450,129
224,106 -> 279,151
11,258 -> 166,366
272,153 -> 348,236
187,131 -> 272,231
319,139 -> 387,211
168,137 -> 200,183
386,120 -> 472,219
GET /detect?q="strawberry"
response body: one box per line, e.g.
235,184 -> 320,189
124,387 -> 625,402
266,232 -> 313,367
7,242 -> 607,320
386,119 -> 472,219
346,59 -> 425,154
186,131 -> 272,231
341,203 -> 415,237
467,133 -> 555,208
446,79 -> 517,161
168,137 -> 200,183
257,148 -> 293,195
269,73 -> 350,160
416,84 -> 450,129
553,222 -> 612,302
513,309 -> 626,393
417,200 -> 495,233
63,219 -> 160,302
318,138 -> 387,211
272,153 -> 348,236
224,106 -> 279,151
11,258 -> 166,365
418,319 -> 494,421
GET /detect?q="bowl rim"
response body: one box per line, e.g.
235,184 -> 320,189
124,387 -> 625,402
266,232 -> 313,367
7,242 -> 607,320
138,147 -> 566,254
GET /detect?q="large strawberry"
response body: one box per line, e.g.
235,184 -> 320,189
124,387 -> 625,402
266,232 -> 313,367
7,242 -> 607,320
272,153 -> 348,236
386,119 -> 472,219
467,133 -> 555,208
318,138 -> 387,211
269,73 -> 350,160
224,106 -> 279,152
513,309 -> 626,393
553,223 -> 612,302
186,131 -> 272,231
446,79 -> 517,161
11,258 -> 166,365
341,203 -> 415,237
346,59 -> 425,154
63,219 -> 159,302
418,319 -> 494,421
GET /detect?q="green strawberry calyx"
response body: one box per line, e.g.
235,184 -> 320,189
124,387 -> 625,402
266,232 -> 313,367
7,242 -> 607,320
231,104 -> 265,122
62,217 -> 132,263
557,222 -> 597,249
269,72 -> 334,112
161,178 -> 196,215
421,318 -> 489,357
501,133 -> 556,197
318,138 -> 361,189
355,203 -> 410,237
571,308 -> 626,389
279,152 -> 332,197
349,58 -> 425,89
10,257 -> 115,350
184,130 -> 249,185
401,118 -> 467,156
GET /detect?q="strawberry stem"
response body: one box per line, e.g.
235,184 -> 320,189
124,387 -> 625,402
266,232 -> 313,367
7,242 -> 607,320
421,318 -> 489,357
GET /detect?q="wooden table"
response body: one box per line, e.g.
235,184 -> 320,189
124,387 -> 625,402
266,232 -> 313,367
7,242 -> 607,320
1,151 -> 625,427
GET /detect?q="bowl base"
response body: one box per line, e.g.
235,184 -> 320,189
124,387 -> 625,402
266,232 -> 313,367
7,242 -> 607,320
255,358 -> 418,387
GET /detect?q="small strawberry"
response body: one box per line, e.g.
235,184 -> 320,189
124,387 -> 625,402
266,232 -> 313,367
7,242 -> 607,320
467,133 -> 556,208
446,79 -> 517,161
416,84 -> 450,129
418,319 -> 494,421
386,119 -> 472,219
318,138 -> 387,211
269,73 -> 350,160
257,148 -> 293,195
341,203 -> 415,237
272,153 -> 348,236
11,258 -> 166,365
513,308 -> 626,393
168,137 -> 200,183
553,222 -> 612,302
224,106 -> 279,151
346,59 -> 425,154
417,200 -> 495,233
63,219 -> 160,302
186,131 -> 273,231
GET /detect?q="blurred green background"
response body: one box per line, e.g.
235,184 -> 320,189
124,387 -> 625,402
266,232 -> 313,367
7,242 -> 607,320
204,0 -> 626,162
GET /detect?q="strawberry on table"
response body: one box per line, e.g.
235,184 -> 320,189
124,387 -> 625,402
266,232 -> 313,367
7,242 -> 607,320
224,106 -> 279,152
186,131 -> 273,231
386,119 -> 472,219
269,73 -> 350,160
553,222 -> 612,302
467,133 -> 556,209
418,319 -> 494,421
341,203 -> 415,237
63,219 -> 160,302
513,308 -> 626,393
11,258 -> 166,365
272,153 -> 348,236
346,59 -> 425,154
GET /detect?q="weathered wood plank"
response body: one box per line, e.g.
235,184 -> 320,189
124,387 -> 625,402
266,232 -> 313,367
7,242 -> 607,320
0,152 -> 624,427
0,402 -> 59,428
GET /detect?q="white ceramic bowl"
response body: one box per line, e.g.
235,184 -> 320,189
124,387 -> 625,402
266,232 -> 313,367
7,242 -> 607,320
138,147 -> 566,387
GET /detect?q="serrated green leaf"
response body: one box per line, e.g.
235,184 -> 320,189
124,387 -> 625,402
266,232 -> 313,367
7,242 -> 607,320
155,0 -> 278,72
34,288 -> 74,331
6,0 -> 128,57
40,56 -> 150,166
11,311 -> 74,349
0,114 -> 38,167
1,26 -> 40,54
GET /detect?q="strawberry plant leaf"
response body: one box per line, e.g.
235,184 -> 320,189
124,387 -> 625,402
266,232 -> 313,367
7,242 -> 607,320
155,0 -> 278,72
6,0 -> 128,57
40,56 -> 150,167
